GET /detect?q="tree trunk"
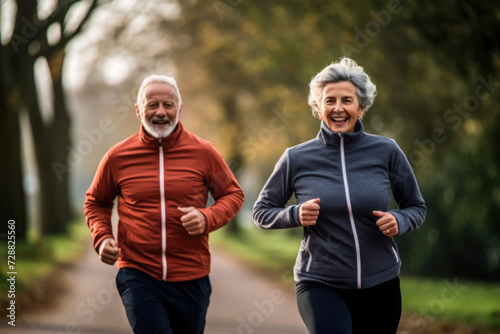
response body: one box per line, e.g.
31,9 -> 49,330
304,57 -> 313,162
50,49 -> 73,222
0,89 -> 27,240
222,95 -> 243,235
0,25 -> 27,240
26,50 -> 72,235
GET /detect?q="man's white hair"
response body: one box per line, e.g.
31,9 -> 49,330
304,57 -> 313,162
136,74 -> 182,107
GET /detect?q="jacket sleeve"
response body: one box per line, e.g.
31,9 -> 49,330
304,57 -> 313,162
388,142 -> 427,236
252,149 -> 302,229
198,146 -> 245,234
84,150 -> 117,252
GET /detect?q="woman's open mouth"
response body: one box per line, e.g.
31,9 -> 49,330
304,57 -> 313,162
331,117 -> 349,124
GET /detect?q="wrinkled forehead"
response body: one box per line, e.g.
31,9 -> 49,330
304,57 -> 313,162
141,83 -> 179,104
322,81 -> 356,95
321,81 -> 358,98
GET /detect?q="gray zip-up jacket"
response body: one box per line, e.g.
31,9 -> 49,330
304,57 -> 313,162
253,120 -> 426,289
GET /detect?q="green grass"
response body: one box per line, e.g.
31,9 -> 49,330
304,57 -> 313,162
401,275 -> 500,328
0,219 -> 90,293
210,225 -> 500,329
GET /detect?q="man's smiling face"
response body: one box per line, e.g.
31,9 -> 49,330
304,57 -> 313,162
318,81 -> 365,133
136,82 -> 182,138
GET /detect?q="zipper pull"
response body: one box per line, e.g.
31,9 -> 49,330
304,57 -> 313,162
159,139 -> 162,147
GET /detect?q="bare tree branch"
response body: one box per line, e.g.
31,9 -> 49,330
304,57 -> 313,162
38,0 -> 98,58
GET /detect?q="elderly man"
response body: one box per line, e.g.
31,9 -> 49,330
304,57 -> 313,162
84,75 -> 244,333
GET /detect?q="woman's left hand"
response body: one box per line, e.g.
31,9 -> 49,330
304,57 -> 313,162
373,210 -> 399,237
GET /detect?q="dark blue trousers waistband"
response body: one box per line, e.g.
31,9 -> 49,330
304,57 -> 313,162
116,267 -> 211,334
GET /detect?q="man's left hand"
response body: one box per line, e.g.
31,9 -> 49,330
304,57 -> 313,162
178,207 -> 207,236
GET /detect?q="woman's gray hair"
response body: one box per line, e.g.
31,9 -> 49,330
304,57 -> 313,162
308,58 -> 377,118
136,74 -> 182,107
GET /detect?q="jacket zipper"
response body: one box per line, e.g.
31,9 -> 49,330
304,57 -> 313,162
339,134 -> 362,289
391,246 -> 399,263
159,140 -> 167,280
304,233 -> 313,272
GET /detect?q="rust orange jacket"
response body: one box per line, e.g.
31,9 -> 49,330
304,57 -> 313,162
84,122 -> 244,282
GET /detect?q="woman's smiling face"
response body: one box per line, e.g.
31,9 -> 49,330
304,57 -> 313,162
318,81 -> 365,133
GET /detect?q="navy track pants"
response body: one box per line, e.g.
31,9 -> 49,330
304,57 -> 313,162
116,267 -> 211,334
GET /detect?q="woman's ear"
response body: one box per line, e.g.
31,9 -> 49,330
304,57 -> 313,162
318,108 -> 323,120
358,106 -> 366,120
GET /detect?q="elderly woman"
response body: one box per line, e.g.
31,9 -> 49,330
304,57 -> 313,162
253,58 -> 426,334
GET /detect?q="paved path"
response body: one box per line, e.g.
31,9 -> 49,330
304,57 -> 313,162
1,242 -> 307,334
206,247 -> 307,334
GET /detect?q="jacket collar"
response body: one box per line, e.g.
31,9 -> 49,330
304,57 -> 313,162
139,121 -> 183,146
316,119 -> 364,147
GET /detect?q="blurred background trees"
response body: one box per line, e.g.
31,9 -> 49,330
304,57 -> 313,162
1,0 -> 499,280
0,0 -> 97,239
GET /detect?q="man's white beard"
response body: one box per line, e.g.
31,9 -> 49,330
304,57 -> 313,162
142,112 -> 179,139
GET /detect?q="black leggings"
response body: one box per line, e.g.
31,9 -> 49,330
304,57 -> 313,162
296,277 -> 401,334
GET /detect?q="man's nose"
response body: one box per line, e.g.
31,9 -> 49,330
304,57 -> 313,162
156,106 -> 167,116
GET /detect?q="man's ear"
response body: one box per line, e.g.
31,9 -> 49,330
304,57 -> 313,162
135,104 -> 141,120
178,104 -> 183,119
